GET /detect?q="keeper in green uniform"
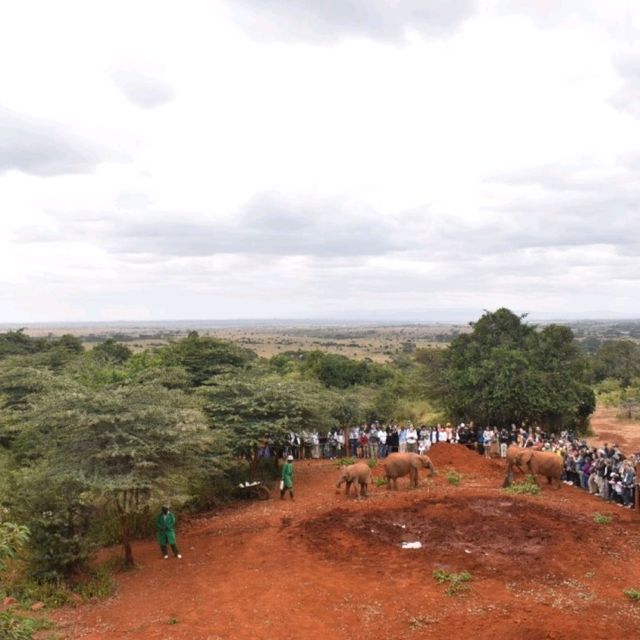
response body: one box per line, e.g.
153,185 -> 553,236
156,505 -> 182,559
280,454 -> 294,500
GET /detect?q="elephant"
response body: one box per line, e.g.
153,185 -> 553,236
336,462 -> 372,497
383,453 -> 436,490
503,445 -> 563,489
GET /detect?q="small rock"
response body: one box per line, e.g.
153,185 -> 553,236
31,601 -> 45,611
2,596 -> 17,610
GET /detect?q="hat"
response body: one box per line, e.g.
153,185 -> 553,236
287,455 -> 294,461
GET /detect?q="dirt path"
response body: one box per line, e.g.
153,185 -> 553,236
589,405 -> 640,452
50,417 -> 640,640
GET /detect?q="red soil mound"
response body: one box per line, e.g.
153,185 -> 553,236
427,442 -> 503,475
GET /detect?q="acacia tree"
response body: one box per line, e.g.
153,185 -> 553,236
443,308 -> 594,431
21,379 -> 216,566
200,372 -> 334,477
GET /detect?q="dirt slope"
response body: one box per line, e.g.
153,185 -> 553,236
50,419 -> 640,640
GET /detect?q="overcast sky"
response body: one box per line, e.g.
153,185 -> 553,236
1,0 -> 640,323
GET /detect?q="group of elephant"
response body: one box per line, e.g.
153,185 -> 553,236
336,453 -> 437,497
335,445 -> 563,497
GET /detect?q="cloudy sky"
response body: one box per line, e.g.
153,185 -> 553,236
1,0 -> 640,322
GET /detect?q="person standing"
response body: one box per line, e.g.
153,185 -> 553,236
280,454 -> 294,500
156,505 -> 181,559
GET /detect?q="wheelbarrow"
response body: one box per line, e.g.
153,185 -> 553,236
233,481 -> 270,501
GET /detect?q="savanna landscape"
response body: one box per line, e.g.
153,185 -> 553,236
2,310 -> 640,640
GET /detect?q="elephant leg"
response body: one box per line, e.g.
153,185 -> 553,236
527,463 -> 540,486
502,467 -> 513,488
345,479 -> 352,496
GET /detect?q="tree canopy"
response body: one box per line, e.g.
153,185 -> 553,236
443,308 -> 595,430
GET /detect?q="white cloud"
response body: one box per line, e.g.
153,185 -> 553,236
0,0 -> 639,321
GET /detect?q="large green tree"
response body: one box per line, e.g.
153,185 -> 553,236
16,378 -> 216,566
443,308 -> 594,431
200,372 -> 334,477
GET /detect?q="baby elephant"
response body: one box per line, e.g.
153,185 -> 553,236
384,453 -> 436,490
336,462 -> 372,497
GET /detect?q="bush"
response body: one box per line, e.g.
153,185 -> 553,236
624,588 -> 640,602
12,474 -> 95,580
593,513 -> 612,525
0,612 -> 51,640
446,470 -> 461,486
367,458 -> 378,469
432,569 -> 472,596
336,457 -> 356,467
504,476 -> 540,496
373,477 -> 387,487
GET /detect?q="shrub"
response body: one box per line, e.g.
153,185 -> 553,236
373,477 -> 387,487
593,512 -> 612,525
446,470 -> 461,486
367,458 -> 378,469
0,612 -> 51,640
624,588 -> 640,602
432,569 -> 472,596
504,476 -> 540,496
336,457 -> 356,467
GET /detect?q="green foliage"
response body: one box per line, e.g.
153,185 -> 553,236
443,308 -> 594,431
201,372 -> 332,476
624,588 -> 640,602
367,458 -> 378,469
10,472 -> 95,580
592,340 -> 640,387
0,330 -> 83,361
0,612 -> 52,640
593,512 -> 612,525
0,520 -> 30,572
446,470 -> 461,486
504,476 -> 540,496
90,339 -> 132,364
158,333 -> 255,386
336,457 -> 356,467
373,477 -> 387,487
300,351 -> 391,389
432,569 -> 472,595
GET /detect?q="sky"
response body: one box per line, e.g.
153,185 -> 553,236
1,0 -> 640,323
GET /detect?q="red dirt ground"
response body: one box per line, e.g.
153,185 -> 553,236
47,409 -> 640,640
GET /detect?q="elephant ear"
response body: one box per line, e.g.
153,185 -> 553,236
518,450 -> 533,464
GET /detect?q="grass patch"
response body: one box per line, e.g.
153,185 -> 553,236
373,477 -> 387,487
624,588 -> 640,602
504,475 -> 540,496
0,611 -> 53,640
432,569 -> 472,596
5,563 -> 116,610
336,457 -> 356,467
446,470 -> 461,486
367,458 -> 378,469
593,512 -> 612,525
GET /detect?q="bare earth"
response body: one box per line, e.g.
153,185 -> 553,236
48,407 -> 640,640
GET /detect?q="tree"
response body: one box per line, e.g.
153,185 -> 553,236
91,338 -> 132,364
159,334 -> 255,386
592,340 -> 640,387
200,372 -> 333,477
20,379 -> 215,566
443,308 -> 594,431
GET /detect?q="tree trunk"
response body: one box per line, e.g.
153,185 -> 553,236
120,513 -> 135,566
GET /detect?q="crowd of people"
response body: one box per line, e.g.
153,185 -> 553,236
272,421 -> 639,508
